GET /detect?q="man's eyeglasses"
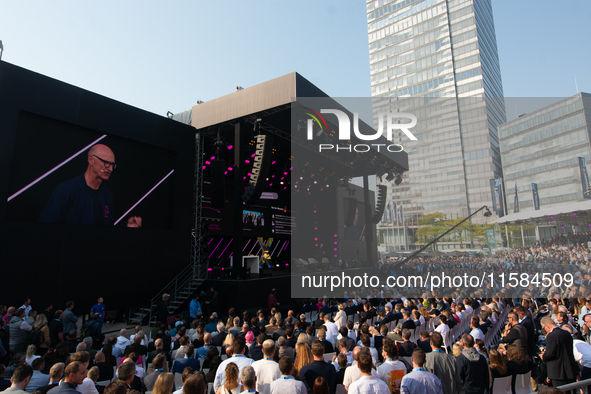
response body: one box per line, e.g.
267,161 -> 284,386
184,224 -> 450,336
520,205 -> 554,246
92,155 -> 117,170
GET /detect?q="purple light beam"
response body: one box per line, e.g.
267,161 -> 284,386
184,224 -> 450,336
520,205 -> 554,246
114,169 -> 174,225
8,135 -> 107,202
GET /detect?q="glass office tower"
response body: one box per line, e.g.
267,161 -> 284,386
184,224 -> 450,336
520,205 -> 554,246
367,0 -> 506,249
499,93 -> 591,212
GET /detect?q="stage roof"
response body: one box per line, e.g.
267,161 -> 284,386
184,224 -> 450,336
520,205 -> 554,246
190,72 -> 408,178
492,200 -> 591,226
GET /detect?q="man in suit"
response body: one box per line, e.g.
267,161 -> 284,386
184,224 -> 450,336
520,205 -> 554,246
317,329 -> 334,354
540,316 -> 579,390
388,310 -> 415,341
211,322 -> 227,347
299,340 -> 336,394
398,329 -> 417,357
171,344 -> 200,374
273,319 -> 286,341
514,305 -> 537,357
249,333 -> 266,362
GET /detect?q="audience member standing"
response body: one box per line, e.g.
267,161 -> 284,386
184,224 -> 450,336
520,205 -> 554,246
540,317 -> 578,390
455,334 -> 489,394
424,332 -> 462,394
400,349 -> 443,394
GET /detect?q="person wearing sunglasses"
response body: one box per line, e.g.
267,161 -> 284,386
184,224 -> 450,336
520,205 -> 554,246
39,144 -> 141,227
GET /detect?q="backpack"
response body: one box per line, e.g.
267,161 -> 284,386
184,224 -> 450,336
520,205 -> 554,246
26,329 -> 41,348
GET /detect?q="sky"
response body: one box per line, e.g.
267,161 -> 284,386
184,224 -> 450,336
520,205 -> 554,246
1,1 -> 590,119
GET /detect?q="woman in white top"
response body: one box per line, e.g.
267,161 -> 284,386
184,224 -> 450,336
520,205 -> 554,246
216,362 -> 240,394
25,344 -> 41,365
434,315 -> 450,342
334,304 -> 347,330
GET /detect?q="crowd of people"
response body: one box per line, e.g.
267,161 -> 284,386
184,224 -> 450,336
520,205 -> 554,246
2,233 -> 591,394
2,289 -> 590,394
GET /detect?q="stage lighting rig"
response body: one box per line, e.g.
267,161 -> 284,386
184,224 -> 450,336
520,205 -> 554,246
394,173 -> 403,186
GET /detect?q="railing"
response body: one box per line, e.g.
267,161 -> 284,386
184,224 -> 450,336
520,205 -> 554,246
557,378 -> 591,393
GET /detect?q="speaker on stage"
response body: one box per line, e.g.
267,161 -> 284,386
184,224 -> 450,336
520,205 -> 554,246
242,134 -> 273,204
344,198 -> 357,227
371,185 -> 387,224
211,159 -> 225,209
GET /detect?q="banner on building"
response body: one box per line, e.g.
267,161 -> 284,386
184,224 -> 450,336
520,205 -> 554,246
486,228 -> 496,250
513,182 -> 520,213
397,205 -> 403,226
579,157 -> 590,199
489,178 -> 504,213
532,183 -> 540,210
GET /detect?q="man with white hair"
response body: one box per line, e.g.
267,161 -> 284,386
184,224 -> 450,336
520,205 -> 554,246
251,340 -> 280,394
211,321 -> 227,346
113,329 -> 130,358
229,317 -> 241,335
240,366 -> 258,394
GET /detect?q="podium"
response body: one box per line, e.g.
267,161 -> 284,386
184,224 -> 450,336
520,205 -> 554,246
242,256 -> 260,274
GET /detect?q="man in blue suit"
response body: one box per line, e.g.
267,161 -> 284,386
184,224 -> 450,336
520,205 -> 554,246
171,344 -> 200,374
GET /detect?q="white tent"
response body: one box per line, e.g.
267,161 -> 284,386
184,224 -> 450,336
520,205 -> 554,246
492,200 -> 591,225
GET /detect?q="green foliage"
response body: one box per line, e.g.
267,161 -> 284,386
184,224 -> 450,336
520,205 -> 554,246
415,212 -> 448,250
415,212 -> 497,249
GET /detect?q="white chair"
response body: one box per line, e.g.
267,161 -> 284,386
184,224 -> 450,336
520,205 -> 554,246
323,352 -> 336,362
514,371 -> 532,394
441,331 -> 449,353
491,375 -> 512,394
174,373 -> 183,389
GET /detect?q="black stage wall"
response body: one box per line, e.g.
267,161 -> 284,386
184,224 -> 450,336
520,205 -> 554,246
0,62 -> 196,313
204,275 -> 292,314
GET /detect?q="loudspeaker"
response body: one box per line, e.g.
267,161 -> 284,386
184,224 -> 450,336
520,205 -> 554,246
211,159 -> 225,209
242,135 -> 273,203
371,185 -> 387,224
344,198 -> 357,226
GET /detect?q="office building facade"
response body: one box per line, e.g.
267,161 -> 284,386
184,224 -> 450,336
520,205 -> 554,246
367,0 -> 506,249
499,93 -> 591,215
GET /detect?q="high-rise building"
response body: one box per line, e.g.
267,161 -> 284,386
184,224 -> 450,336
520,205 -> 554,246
499,93 -> 591,214
367,0 -> 506,249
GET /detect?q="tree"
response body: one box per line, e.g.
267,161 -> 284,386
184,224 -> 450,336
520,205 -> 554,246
444,218 -> 474,248
415,212 -> 448,250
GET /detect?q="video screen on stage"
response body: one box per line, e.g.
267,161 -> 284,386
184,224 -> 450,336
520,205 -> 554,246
5,112 -> 176,229
202,197 -> 294,237
243,210 -> 264,228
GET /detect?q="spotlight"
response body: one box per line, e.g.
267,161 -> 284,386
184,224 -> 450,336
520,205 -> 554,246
386,172 -> 395,182
394,173 -> 403,186
166,111 -> 174,119
483,207 -> 492,217
236,86 -> 244,91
